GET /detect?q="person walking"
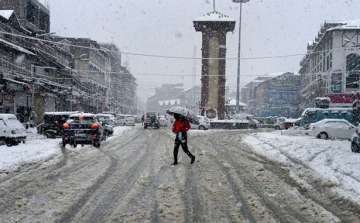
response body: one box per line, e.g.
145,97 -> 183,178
172,113 -> 195,165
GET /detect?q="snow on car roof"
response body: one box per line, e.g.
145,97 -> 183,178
314,119 -> 352,125
0,114 -> 17,119
70,113 -> 95,117
96,113 -> 114,117
45,111 -> 78,116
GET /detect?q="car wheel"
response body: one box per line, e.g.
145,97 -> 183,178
199,126 -> 205,130
5,139 -> 13,147
318,132 -> 329,140
351,142 -> 360,153
94,141 -> 101,148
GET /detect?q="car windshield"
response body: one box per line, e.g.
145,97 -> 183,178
70,116 -> 95,125
6,118 -> 24,129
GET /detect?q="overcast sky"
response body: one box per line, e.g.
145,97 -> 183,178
48,0 -> 359,100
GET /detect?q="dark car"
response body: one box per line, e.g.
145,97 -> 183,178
143,112 -> 160,129
38,112 -> 77,138
351,127 -> 360,153
62,113 -> 104,148
96,114 -> 115,137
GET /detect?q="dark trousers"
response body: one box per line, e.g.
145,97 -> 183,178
174,132 -> 194,163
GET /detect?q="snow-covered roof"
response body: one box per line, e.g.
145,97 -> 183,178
0,38 -> 35,55
194,11 -> 235,22
328,20 -> 360,31
0,10 -> 14,20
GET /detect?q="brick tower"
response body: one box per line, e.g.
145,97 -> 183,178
194,11 -> 235,120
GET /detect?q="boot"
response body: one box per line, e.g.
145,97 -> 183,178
191,155 -> 195,164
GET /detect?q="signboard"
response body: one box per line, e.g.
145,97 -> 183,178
326,93 -> 360,106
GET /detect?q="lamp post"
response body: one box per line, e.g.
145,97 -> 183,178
233,0 -> 249,113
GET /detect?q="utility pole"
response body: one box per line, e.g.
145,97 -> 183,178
192,46 -> 197,113
233,0 -> 250,113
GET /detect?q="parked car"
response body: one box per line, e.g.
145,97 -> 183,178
309,119 -> 356,140
274,117 -> 287,130
116,114 -> 127,126
38,112 -> 77,138
62,113 -> 104,148
298,107 -> 353,128
96,114 -> 115,136
351,128 -> 360,153
0,114 -> 27,146
191,116 -> 210,130
158,115 -> 169,127
143,112 -> 160,129
125,115 -> 136,126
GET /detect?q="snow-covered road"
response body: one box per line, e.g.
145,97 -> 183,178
0,128 -> 360,222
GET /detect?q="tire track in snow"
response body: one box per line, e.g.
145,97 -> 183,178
55,129 -> 146,223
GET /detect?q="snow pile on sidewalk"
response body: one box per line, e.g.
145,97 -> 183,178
244,132 -> 360,201
0,137 -> 60,171
0,126 -> 132,172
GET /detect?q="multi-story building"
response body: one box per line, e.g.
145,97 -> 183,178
241,76 -> 276,114
241,73 -> 301,117
253,73 -> 301,117
100,43 -> 137,114
0,8 -> 74,123
299,20 -> 360,108
0,0 -> 138,121
147,84 -> 184,113
0,0 -> 50,34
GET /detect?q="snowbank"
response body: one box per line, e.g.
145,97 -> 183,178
0,137 -> 60,171
0,126 -> 132,172
244,132 -> 360,201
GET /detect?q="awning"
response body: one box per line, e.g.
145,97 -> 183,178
0,38 -> 35,56
3,78 -> 31,91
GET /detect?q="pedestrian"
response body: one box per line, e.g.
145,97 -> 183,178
172,113 -> 195,165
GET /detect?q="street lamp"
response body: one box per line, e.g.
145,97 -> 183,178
233,0 -> 250,113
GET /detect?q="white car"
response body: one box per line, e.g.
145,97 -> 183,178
0,114 -> 27,146
158,115 -> 169,127
192,116 -> 211,130
125,116 -> 136,126
309,119 -> 356,140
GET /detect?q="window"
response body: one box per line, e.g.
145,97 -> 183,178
346,53 -> 360,89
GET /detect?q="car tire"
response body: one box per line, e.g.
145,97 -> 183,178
5,139 -> 13,147
94,141 -> 101,148
351,142 -> 360,153
199,126 -> 206,130
318,132 -> 329,140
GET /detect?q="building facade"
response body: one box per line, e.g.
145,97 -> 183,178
241,73 -> 301,117
0,0 -> 138,123
299,21 -> 360,108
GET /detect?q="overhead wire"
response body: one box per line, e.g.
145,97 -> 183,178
0,30 -> 353,61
